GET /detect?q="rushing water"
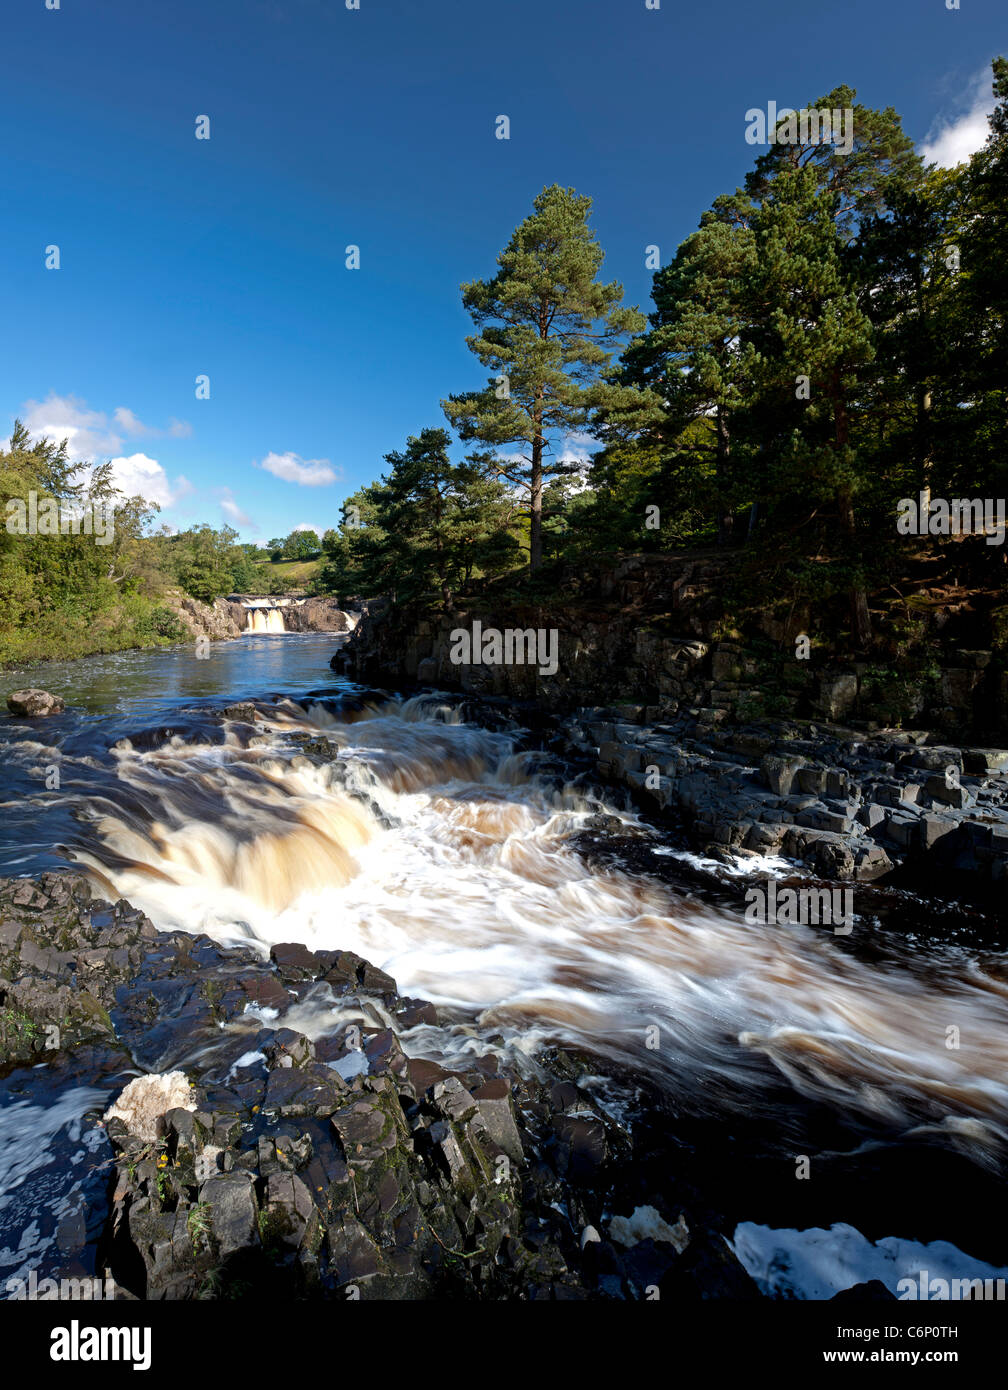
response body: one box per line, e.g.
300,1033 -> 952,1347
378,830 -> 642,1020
2,633 -> 1007,1290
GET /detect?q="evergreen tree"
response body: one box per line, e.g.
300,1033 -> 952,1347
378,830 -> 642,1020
319,430 -> 520,605
443,184 -> 647,573
611,194 -> 757,545
957,57 -> 1008,500
743,164 -> 877,644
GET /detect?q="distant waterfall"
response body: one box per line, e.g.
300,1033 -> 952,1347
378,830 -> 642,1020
246,607 -> 286,634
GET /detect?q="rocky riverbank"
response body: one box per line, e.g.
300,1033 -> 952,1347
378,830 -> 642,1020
0,871 -> 757,1301
167,592 -> 357,641
336,553 -> 1007,737
332,554 -> 1008,894
566,707 -> 1008,893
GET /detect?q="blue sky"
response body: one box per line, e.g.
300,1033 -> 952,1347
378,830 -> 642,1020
2,0 -> 1004,542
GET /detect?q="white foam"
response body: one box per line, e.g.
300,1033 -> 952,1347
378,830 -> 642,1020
609,1205 -> 690,1251
732,1221 -> 1008,1299
67,698 -> 1008,1142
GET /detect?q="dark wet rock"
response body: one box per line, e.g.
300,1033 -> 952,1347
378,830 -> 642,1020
327,1215 -> 383,1285
470,1078 -> 524,1161
199,1173 -> 258,1257
268,941 -> 399,999
551,1115 -> 608,1182
429,1075 -> 478,1125
663,1232 -> 764,1299
239,972 -> 291,1012
831,1279 -> 898,1302
405,1056 -> 457,1093
265,1028 -> 315,1069
363,1028 -> 411,1089
4,870 -> 757,1302
394,996 -> 439,1028
0,874 -> 145,1065
565,708 -> 1008,897
6,687 -> 65,716
263,1063 -> 347,1118
263,1172 -> 316,1248
269,941 -> 328,982
220,702 -> 262,723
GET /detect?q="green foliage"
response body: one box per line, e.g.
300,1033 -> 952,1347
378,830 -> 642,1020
318,428 -> 521,605
442,184 -> 650,571
586,71 -> 1007,647
0,421 -> 193,663
264,529 -> 323,564
163,524 -> 251,602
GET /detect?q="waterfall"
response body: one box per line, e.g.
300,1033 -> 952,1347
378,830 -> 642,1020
246,607 -> 286,633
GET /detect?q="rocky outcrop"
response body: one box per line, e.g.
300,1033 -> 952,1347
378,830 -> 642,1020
283,597 -> 357,633
335,554 -> 1007,738
1,871 -> 756,1301
164,590 -> 247,641
0,873 -> 150,1065
560,707 -> 1008,891
6,688 -> 66,716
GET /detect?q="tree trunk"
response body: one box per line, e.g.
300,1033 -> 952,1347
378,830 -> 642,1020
832,372 -> 872,650
916,384 -> 933,496
839,493 -> 872,645
529,404 -> 544,573
715,406 -> 734,546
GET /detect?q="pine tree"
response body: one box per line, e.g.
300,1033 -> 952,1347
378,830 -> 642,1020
742,165 -> 877,644
612,194 -> 757,545
320,430 -> 520,605
443,184 -> 647,573
958,57 -> 1008,499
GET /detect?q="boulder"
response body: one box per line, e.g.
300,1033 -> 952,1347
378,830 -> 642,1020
6,688 -> 65,717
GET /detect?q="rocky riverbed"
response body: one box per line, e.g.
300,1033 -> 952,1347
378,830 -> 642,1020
0,871 -> 758,1301
567,706 -> 1008,895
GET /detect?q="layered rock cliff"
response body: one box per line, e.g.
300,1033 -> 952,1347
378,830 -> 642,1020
335,554 -> 1007,739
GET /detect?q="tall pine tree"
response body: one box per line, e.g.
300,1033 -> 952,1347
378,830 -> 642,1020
443,184 -> 647,573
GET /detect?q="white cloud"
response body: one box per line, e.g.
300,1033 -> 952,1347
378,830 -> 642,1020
19,392 -> 192,459
293,522 -> 323,534
922,68 -> 996,167
105,454 -> 193,509
257,451 -> 340,486
21,393 -> 120,460
219,489 -> 254,528
112,406 -> 149,437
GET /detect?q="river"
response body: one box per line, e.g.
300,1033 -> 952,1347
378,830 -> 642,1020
1,632 -> 1006,1297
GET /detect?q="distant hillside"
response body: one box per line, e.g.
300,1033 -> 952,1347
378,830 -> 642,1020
265,556 -> 323,591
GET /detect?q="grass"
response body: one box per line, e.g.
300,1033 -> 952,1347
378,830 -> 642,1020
0,1006 -> 41,1048
265,557 -> 322,589
188,1201 -> 213,1253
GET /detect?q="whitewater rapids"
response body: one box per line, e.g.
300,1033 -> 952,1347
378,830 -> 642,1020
61,693 -> 1008,1148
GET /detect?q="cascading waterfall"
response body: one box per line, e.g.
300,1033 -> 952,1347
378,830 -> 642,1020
246,606 -> 286,633
58,691 -> 1008,1153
